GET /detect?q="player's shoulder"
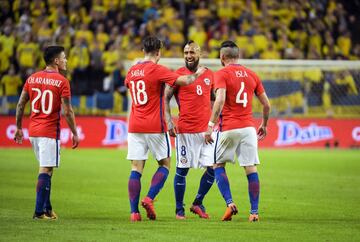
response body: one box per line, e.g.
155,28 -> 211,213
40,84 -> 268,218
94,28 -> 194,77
215,66 -> 229,75
176,66 -> 188,74
204,67 -> 214,76
241,65 -> 260,79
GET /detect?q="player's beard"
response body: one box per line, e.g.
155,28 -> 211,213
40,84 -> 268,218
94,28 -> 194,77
185,59 -> 199,72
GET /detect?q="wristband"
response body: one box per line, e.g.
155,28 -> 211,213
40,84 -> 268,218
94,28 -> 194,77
208,121 -> 215,128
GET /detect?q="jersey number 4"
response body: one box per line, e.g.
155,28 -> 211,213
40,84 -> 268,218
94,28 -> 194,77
130,80 -> 148,105
31,88 -> 53,114
236,82 -> 248,107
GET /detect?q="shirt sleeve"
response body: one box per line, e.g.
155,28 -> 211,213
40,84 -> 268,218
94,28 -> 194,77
60,77 -> 71,98
253,72 -> 265,96
209,70 -> 215,90
23,77 -> 29,93
157,65 -> 180,86
214,69 -> 228,90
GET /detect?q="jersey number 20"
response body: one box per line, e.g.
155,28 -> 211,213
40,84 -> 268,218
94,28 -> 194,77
31,88 -> 53,114
130,80 -> 148,105
236,82 -> 248,107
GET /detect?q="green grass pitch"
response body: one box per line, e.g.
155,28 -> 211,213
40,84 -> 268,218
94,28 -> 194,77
0,148 -> 359,241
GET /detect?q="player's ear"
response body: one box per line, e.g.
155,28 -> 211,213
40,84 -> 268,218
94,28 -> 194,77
54,57 -> 59,66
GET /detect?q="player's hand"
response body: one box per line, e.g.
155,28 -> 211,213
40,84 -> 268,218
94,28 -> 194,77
168,126 -> 177,137
14,129 -> 24,144
196,66 -> 207,76
204,126 -> 214,144
72,134 -> 79,149
257,125 -> 267,141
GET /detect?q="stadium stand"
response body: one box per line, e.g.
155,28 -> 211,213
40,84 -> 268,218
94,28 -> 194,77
0,0 -> 359,117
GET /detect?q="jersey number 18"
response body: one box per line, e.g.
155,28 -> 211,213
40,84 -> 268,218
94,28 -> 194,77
130,80 -> 148,105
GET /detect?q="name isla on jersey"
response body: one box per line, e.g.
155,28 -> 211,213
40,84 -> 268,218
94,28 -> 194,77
235,70 -> 248,78
131,69 -> 145,77
27,76 -> 62,87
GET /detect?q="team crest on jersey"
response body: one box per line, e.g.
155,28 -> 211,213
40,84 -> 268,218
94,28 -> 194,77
204,78 -> 210,85
180,157 -> 187,164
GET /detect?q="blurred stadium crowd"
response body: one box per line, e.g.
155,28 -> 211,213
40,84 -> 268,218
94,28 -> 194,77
0,0 -> 360,116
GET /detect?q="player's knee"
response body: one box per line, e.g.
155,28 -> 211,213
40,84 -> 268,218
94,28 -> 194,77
158,157 -> 171,170
131,160 -> 145,173
213,163 -> 225,169
176,167 -> 189,177
244,165 -> 257,175
39,167 -> 53,175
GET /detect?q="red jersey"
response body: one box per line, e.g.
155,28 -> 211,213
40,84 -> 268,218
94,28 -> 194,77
174,67 -> 214,133
23,70 -> 71,139
214,64 -> 265,131
125,61 -> 180,133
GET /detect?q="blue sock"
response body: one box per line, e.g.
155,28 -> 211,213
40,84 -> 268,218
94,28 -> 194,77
174,167 -> 189,211
35,173 -> 51,215
128,171 -> 142,213
193,167 -> 214,205
43,174 -> 52,211
215,167 -> 233,205
147,166 -> 169,200
247,172 -> 260,214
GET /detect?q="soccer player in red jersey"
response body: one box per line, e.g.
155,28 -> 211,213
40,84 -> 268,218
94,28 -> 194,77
164,41 -> 215,219
205,41 -> 271,222
14,46 -> 79,220
125,36 -> 206,221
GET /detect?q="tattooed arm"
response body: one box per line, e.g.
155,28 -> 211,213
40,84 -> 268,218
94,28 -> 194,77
175,66 -> 206,86
164,85 -> 177,137
14,90 -> 29,144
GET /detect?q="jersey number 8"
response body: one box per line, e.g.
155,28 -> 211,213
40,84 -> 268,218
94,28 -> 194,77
236,82 -> 248,107
31,88 -> 53,114
130,80 -> 148,105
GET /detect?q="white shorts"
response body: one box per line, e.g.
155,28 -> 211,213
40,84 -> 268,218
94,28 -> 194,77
214,127 -> 260,166
175,133 -> 214,168
29,137 -> 60,167
127,133 -> 171,161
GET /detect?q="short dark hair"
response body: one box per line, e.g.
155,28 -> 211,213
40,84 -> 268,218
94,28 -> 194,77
220,40 -> 238,49
184,40 -> 195,47
44,46 -> 65,65
142,36 -> 163,54
220,41 -> 239,59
